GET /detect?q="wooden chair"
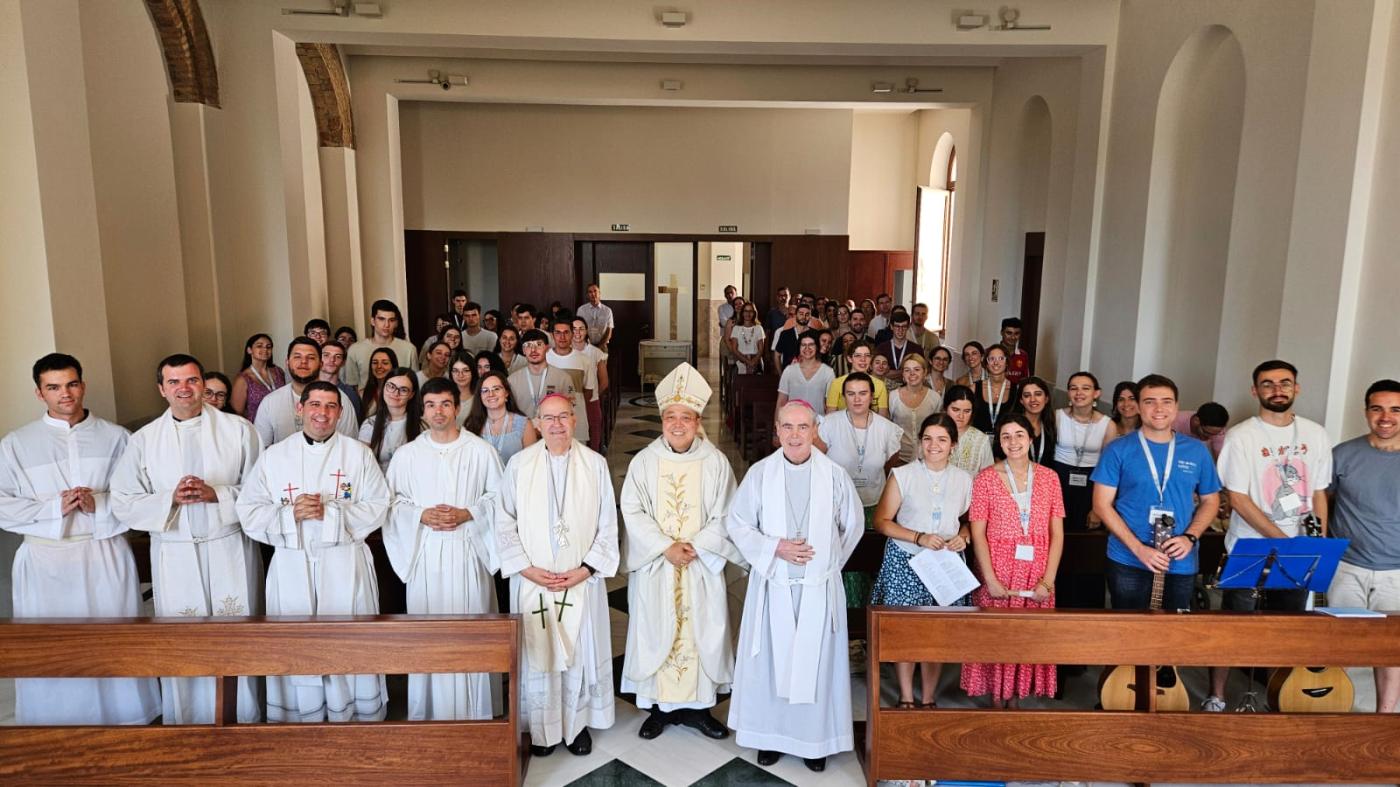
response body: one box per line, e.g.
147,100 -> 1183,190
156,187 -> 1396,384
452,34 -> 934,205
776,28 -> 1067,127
0,615 -> 524,785
863,607 -> 1400,785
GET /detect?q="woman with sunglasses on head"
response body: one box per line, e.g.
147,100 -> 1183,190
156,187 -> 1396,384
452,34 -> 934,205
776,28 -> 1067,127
955,341 -> 988,389
464,369 -> 537,465
358,367 -> 421,472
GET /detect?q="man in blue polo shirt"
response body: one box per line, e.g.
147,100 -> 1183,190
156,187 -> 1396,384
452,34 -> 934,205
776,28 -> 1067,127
1091,374 -> 1222,611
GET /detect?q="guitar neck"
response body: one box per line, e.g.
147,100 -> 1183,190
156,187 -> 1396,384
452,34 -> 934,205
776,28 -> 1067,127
1150,571 -> 1165,611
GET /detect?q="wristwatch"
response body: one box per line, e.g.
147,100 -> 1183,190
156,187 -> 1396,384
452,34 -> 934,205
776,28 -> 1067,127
1182,533 -> 1198,545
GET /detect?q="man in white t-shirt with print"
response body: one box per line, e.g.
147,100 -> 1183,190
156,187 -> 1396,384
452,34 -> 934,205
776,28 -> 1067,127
1204,359 -> 1332,712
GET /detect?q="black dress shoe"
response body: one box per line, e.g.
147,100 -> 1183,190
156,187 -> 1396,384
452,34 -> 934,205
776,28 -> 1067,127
639,708 -> 669,739
804,757 -> 827,772
756,750 -> 781,766
529,744 -> 556,757
678,709 -> 729,739
565,728 -> 592,756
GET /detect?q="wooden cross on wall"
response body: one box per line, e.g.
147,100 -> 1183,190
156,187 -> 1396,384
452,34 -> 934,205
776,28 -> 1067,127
657,273 -> 680,340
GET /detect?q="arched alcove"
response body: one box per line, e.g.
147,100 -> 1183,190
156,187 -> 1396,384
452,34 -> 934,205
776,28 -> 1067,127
1012,96 -> 1052,367
930,131 -> 956,187
1135,25 -> 1246,400
915,132 -> 957,325
1018,96 -> 1052,235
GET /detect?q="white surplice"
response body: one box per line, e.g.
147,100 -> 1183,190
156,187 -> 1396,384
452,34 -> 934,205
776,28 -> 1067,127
110,404 -> 265,724
620,436 -> 743,711
0,413 -> 160,725
726,448 -> 863,759
235,431 -> 390,723
253,384 -> 359,448
496,440 -> 618,747
386,429 -> 503,721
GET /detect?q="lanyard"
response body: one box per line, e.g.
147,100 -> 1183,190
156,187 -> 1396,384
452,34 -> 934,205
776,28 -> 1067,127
526,369 -> 546,406
1031,428 -> 1046,464
847,411 -> 871,473
1137,431 -> 1176,506
985,378 -> 1008,424
890,340 -> 908,369
1003,461 -> 1033,536
921,462 -> 951,532
1069,410 -> 1094,466
248,364 -> 273,391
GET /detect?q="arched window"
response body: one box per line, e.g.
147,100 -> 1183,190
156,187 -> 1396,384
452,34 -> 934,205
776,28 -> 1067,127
915,135 -> 956,331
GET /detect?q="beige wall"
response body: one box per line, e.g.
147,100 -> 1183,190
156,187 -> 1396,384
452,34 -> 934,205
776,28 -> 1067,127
848,110 -> 918,250
398,102 -> 853,235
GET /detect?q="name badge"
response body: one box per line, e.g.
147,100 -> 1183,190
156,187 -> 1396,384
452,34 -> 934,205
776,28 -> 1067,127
853,474 -> 871,488
931,511 -> 943,530
1017,590 -> 1036,598
1068,473 -> 1089,487
1015,544 -> 1035,561
1276,492 -> 1303,515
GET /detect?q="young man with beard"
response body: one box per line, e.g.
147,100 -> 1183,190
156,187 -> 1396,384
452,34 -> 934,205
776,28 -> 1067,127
254,336 -> 359,446
1203,359 -> 1333,711
771,302 -> 815,369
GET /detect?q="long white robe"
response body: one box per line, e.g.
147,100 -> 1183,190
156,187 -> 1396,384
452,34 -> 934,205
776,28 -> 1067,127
727,449 -> 863,759
252,384 -> 359,448
620,437 -> 743,711
386,429 -> 503,721
110,404 -> 264,724
496,440 -> 618,747
0,414 -> 160,725
235,432 -> 390,723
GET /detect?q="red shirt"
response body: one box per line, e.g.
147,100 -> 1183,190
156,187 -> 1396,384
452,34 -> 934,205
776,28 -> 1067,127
1005,346 -> 1030,384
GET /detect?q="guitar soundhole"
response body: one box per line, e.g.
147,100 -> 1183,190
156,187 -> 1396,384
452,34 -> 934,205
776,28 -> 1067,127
1302,687 -> 1334,698
1156,666 -> 1179,689
1306,667 -> 1327,674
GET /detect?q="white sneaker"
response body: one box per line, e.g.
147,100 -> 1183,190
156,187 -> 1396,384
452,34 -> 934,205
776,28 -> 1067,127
1201,695 -> 1227,712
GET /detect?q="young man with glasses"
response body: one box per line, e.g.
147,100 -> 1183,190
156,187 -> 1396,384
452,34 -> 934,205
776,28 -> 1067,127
1203,359 -> 1333,711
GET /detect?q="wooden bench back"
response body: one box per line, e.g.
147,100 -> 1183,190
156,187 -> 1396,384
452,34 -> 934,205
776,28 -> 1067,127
0,614 -> 522,785
864,607 -> 1400,785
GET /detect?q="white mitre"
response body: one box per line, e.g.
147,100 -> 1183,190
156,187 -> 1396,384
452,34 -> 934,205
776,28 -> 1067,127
655,362 -> 711,416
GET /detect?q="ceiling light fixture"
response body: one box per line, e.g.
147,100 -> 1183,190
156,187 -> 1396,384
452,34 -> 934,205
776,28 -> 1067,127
871,82 -> 895,94
658,10 -> 689,28
281,3 -> 382,17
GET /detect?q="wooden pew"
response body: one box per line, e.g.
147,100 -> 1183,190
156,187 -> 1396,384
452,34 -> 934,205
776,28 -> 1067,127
0,615 -> 523,786
864,607 -> 1400,785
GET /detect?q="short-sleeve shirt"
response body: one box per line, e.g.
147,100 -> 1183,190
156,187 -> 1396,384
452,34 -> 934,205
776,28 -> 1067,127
1092,432 -> 1222,574
772,326 -> 811,367
575,302 -> 614,345
1218,415 -> 1333,549
826,374 -> 890,413
1330,436 -> 1400,570
778,363 -> 836,411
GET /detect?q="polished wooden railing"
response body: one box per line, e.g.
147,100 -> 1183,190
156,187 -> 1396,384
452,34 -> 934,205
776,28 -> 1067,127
0,614 -> 522,785
865,607 -> 1400,785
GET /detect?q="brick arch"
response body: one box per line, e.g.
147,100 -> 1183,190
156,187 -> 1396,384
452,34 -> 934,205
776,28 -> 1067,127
143,0 -> 220,107
295,43 -> 356,149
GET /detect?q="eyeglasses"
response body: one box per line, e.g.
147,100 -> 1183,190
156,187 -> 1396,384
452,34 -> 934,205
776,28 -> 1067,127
537,414 -> 572,425
384,382 -> 414,396
203,391 -> 228,402
1258,380 -> 1296,392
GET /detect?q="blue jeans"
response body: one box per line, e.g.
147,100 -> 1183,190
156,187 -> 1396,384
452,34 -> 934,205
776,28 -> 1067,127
1106,559 -> 1195,611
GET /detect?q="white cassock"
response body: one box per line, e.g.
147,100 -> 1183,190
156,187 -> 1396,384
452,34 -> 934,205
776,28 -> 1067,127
0,414 -> 161,725
620,436 -> 743,711
235,432 -> 390,722
385,429 -> 503,720
727,448 -> 863,759
496,440 -> 618,747
818,410 -> 904,507
253,384 -> 359,448
110,404 -> 264,724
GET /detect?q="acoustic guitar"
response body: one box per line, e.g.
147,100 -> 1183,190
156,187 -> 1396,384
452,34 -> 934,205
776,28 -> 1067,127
1098,517 -> 1190,711
1266,516 -> 1355,713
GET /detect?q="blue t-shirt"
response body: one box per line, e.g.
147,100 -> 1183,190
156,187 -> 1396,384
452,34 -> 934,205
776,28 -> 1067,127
1092,432 -> 1222,574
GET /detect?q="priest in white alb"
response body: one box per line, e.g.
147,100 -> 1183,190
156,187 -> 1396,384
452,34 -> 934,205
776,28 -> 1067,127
111,353 -> 264,724
236,381 -> 390,722
496,393 -> 618,758
620,362 -> 741,741
0,353 -> 160,725
727,400 -> 863,772
386,377 -> 504,720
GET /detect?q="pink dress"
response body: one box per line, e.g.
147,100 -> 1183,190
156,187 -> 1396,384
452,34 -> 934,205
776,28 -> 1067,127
242,365 -> 286,424
960,463 -> 1064,702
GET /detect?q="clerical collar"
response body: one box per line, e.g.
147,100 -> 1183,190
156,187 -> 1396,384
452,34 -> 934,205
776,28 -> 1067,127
782,452 -> 813,468
303,432 -> 333,445
663,437 -> 699,454
43,410 -> 89,430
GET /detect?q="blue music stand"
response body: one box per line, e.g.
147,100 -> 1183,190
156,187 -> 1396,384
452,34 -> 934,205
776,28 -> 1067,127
1217,536 -> 1349,595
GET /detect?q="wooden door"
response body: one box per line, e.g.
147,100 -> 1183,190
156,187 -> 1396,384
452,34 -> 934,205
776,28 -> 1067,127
1019,232 -> 1045,369
579,241 -> 652,392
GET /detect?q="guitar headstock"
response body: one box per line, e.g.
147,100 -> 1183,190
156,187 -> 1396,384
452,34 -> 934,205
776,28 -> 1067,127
1153,514 -> 1176,549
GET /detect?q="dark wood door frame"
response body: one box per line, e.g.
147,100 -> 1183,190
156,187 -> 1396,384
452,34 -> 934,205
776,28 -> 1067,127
1019,231 -> 1045,369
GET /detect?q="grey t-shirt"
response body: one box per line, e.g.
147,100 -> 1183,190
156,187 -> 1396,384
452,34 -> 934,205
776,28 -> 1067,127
1331,436 -> 1400,570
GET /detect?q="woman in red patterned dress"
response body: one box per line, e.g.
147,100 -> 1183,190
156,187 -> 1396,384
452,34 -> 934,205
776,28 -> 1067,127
961,413 -> 1065,707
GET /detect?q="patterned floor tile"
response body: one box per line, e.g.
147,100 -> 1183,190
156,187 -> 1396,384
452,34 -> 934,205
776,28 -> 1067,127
564,759 -> 663,787
690,757 -> 796,787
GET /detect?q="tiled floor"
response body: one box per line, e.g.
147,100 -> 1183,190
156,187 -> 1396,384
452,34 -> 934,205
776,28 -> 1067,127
0,355 -> 1386,786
